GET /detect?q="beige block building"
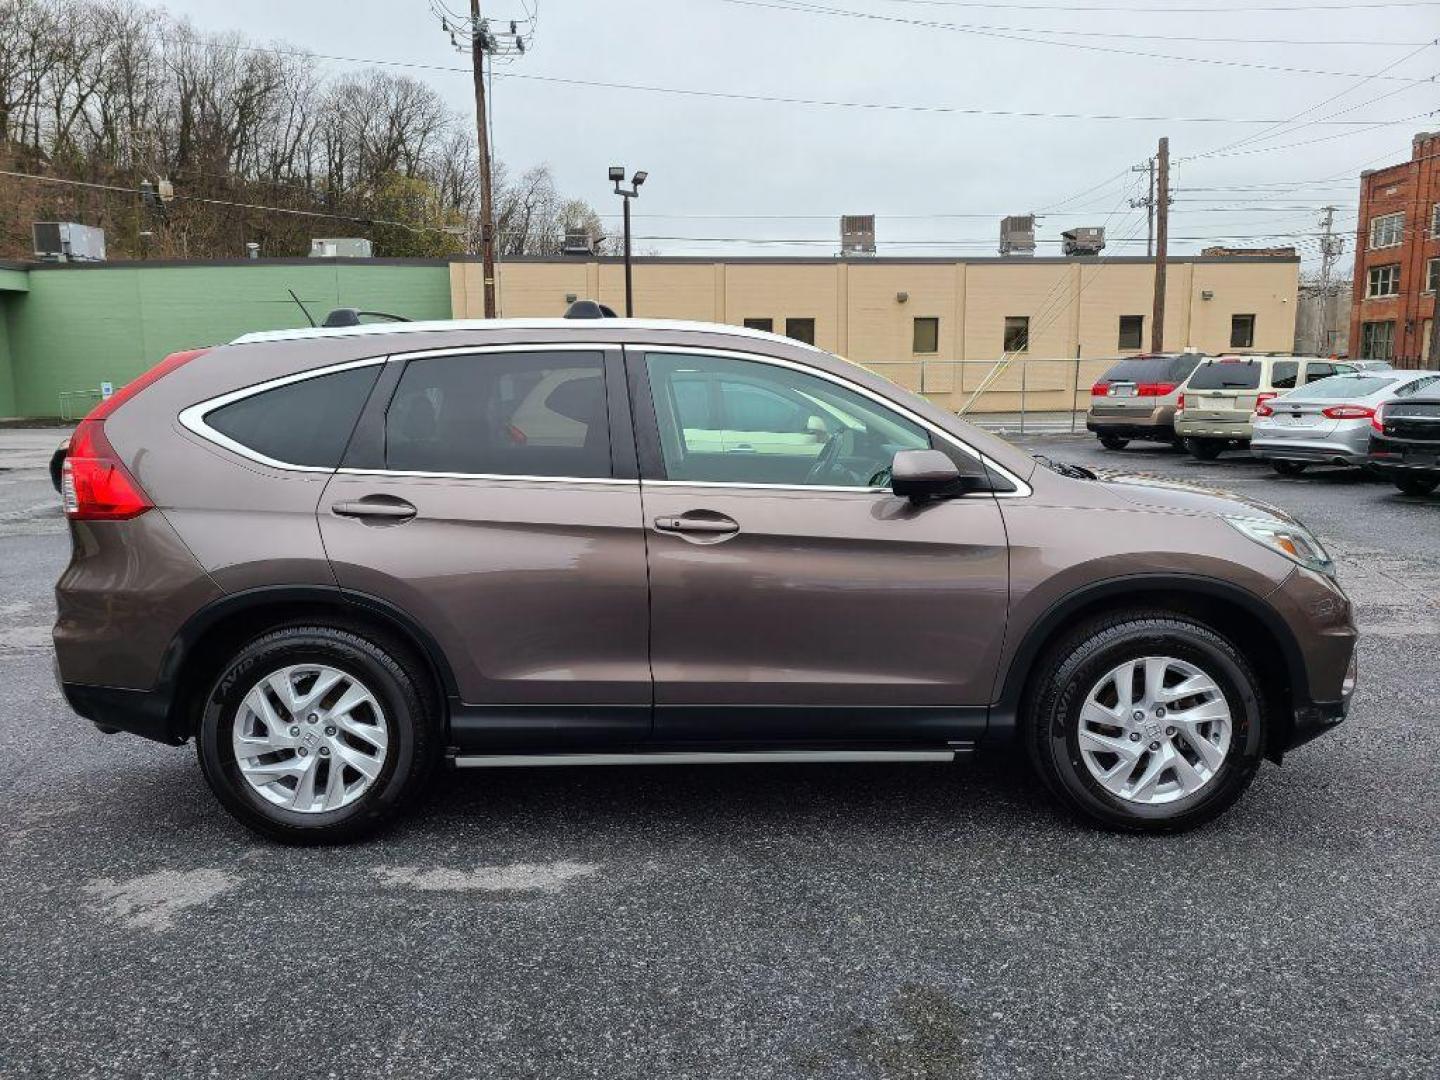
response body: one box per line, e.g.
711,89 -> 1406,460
451,255 -> 1300,412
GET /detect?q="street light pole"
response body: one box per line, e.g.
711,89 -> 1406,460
610,166 -> 647,317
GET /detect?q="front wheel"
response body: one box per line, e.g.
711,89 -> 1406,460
1185,437 -> 1224,461
1098,434 -> 1130,451
1394,475 -> 1439,496
196,624 -> 441,844
1025,612 -> 1266,832
1271,460 -> 1308,477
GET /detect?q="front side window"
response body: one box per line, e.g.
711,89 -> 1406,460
645,352 -> 931,488
1118,315 -> 1144,350
1003,316 -> 1030,353
912,317 -> 939,354
1368,264 -> 1400,298
784,318 -> 816,345
385,350 -> 610,478
204,364 -> 382,468
1230,314 -> 1256,349
1360,321 -> 1395,361
1369,212 -> 1403,249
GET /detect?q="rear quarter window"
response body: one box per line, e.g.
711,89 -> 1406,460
1187,362 -> 1262,390
202,364 -> 382,467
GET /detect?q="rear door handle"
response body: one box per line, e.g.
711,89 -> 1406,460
654,514 -> 739,535
332,498 -> 417,521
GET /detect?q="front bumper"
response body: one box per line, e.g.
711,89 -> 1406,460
1265,566 -> 1358,758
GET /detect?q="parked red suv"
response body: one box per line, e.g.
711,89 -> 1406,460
54,318 -> 1357,842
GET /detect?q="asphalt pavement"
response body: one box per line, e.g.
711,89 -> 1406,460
1,428 -> 1436,1080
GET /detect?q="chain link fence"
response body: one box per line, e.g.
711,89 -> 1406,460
865,357 -> 1112,433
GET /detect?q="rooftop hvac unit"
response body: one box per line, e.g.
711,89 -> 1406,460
841,215 -> 876,257
1062,227 -> 1106,256
32,222 -> 106,263
999,215 -> 1036,257
563,229 -> 600,256
309,238 -> 373,258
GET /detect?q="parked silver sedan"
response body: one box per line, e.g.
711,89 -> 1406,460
1252,369 -> 1440,475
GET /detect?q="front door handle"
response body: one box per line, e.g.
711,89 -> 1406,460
654,514 -> 739,535
332,497 -> 417,522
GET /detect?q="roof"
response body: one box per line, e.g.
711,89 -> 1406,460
231,316 -> 826,350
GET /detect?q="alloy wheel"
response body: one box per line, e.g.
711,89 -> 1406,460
1077,655 -> 1233,805
231,664 -> 390,812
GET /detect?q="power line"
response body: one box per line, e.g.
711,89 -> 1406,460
155,36 -> 1425,126
871,0 -> 1440,12
719,0 -> 1440,80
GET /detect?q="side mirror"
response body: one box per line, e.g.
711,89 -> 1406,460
890,449 -> 987,502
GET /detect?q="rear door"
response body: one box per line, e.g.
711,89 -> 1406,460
630,346 -> 1011,745
318,345 -> 652,749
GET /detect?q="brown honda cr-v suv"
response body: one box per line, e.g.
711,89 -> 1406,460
54,318 -> 1357,843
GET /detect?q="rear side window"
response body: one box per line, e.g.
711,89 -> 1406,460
204,365 -> 381,467
1187,361 -> 1262,390
1271,361 -> 1299,389
385,351 -> 610,478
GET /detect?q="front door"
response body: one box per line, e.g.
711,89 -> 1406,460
631,348 -> 1010,744
319,346 -> 651,749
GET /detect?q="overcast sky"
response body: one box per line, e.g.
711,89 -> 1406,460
161,0 -> 1438,267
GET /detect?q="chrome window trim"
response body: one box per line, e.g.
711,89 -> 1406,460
634,344 -> 1033,498
335,467 -> 636,486
178,356 -> 388,473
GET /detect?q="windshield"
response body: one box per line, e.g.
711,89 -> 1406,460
1187,361 -> 1261,390
1101,355 -> 1202,383
1286,375 -> 1395,399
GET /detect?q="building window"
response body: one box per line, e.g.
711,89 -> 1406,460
912,317 -> 939,354
743,317 -> 773,332
1369,212 -> 1404,249
784,317 -> 815,345
1427,257 -> 1439,294
1230,314 -> 1255,349
1367,264 -> 1400,298
1360,321 -> 1395,361
1431,203 -> 1440,238
1117,315 -> 1144,350
1003,316 -> 1030,353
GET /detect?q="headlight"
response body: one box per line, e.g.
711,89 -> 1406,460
1225,516 -> 1334,577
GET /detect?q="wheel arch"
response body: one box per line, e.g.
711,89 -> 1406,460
990,574 -> 1305,762
160,586 -> 457,743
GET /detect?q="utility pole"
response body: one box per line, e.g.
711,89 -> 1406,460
439,3 -> 532,317
469,0 -> 496,318
1316,206 -> 1345,356
1151,136 -> 1170,353
1130,158 -> 1155,257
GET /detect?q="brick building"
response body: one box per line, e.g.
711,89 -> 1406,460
1350,131 -> 1440,365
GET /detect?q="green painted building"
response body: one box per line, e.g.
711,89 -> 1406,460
0,258 -> 454,419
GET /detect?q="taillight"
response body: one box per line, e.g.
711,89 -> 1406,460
62,347 -> 207,521
1371,404 -> 1386,433
63,420 -> 152,520
1177,393 -> 1185,410
1253,391 -> 1278,418
1136,382 -> 1177,397
1091,382 -> 1110,396
1322,405 -> 1375,420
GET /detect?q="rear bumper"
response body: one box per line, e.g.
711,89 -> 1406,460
1174,418 -> 1252,441
1368,433 -> 1440,475
1252,439 -> 1368,465
1086,418 -> 1176,439
59,675 -> 183,745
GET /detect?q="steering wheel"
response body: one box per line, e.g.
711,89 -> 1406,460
805,429 -> 845,485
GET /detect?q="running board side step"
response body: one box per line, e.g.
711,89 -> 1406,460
452,747 -> 967,768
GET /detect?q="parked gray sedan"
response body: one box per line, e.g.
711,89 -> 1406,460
1252,369 -> 1440,475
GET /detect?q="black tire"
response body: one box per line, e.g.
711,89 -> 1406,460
1024,611 -> 1266,833
1394,475 -> 1439,496
1270,460 -> 1308,477
49,447 -> 66,493
1098,434 -> 1130,451
196,624 -> 441,845
1185,437 -> 1223,461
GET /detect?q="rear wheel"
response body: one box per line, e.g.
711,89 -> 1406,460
1098,434 -> 1130,451
1271,460 -> 1308,477
196,624 -> 441,844
1025,611 -> 1266,832
1394,474 -> 1439,496
1185,437 -> 1224,461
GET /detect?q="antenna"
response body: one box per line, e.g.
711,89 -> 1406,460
288,289 -> 317,328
